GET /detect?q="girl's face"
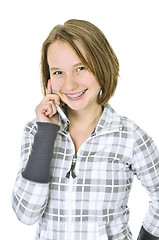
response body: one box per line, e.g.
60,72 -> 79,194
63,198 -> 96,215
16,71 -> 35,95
47,40 -> 101,112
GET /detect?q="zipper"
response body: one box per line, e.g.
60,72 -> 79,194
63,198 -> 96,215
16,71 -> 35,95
67,176 -> 73,240
60,125 -> 123,179
61,125 -> 123,239
66,154 -> 77,179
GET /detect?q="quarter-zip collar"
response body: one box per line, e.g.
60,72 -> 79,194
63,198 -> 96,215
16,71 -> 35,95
95,103 -> 123,135
59,103 -> 123,136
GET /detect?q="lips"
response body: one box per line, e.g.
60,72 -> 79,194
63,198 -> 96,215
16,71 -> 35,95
65,89 -> 88,99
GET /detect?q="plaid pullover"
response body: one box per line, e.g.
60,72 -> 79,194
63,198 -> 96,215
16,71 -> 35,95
12,104 -> 159,240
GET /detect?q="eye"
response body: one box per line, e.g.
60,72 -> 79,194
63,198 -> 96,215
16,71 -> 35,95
53,71 -> 63,75
77,66 -> 85,72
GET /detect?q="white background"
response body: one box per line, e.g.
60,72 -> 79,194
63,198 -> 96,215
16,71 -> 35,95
0,0 -> 159,239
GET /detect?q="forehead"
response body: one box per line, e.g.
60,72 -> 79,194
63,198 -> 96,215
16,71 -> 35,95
47,40 -> 86,66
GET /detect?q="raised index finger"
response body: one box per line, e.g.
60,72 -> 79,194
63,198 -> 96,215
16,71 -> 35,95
47,79 -> 52,95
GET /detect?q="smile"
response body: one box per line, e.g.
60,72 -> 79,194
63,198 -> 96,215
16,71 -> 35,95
65,89 -> 88,99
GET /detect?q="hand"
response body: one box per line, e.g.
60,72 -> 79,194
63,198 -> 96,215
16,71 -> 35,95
35,80 -> 60,124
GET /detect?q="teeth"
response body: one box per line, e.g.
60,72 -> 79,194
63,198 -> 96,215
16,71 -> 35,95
66,89 -> 87,98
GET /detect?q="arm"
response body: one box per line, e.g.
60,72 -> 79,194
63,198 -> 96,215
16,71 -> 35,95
132,125 -> 159,239
11,120 -> 59,225
137,226 -> 159,240
22,122 -> 60,183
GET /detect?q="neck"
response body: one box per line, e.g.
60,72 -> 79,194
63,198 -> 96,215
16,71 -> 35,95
67,104 -> 103,129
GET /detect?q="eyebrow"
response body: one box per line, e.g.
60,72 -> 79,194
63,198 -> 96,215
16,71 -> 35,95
49,67 -> 61,72
49,62 -> 83,72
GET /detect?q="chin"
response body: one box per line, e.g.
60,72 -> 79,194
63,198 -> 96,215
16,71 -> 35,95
67,102 -> 88,111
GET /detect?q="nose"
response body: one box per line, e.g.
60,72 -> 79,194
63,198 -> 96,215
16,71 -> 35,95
63,73 -> 78,92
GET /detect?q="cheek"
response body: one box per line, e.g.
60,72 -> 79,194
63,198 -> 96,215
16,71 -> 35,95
88,75 -> 101,91
51,79 -> 63,92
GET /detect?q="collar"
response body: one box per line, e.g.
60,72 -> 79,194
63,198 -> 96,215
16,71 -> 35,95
94,103 -> 123,135
59,103 -> 123,135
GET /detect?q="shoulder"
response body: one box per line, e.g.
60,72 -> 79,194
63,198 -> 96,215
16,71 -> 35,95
119,114 -> 151,145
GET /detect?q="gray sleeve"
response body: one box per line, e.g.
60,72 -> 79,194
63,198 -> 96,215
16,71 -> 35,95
22,122 -> 60,183
137,226 -> 159,240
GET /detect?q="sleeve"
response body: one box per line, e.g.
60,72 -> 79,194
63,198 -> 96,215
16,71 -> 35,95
11,120 -> 59,225
22,122 -> 60,183
132,125 -> 159,238
137,226 -> 159,240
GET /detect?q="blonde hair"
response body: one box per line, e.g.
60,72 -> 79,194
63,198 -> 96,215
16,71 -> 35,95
41,19 -> 119,105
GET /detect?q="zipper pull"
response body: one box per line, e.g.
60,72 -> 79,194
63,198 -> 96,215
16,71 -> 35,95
66,155 -> 77,179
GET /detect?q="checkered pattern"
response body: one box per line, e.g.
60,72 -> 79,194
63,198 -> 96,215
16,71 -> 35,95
11,104 -> 159,239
